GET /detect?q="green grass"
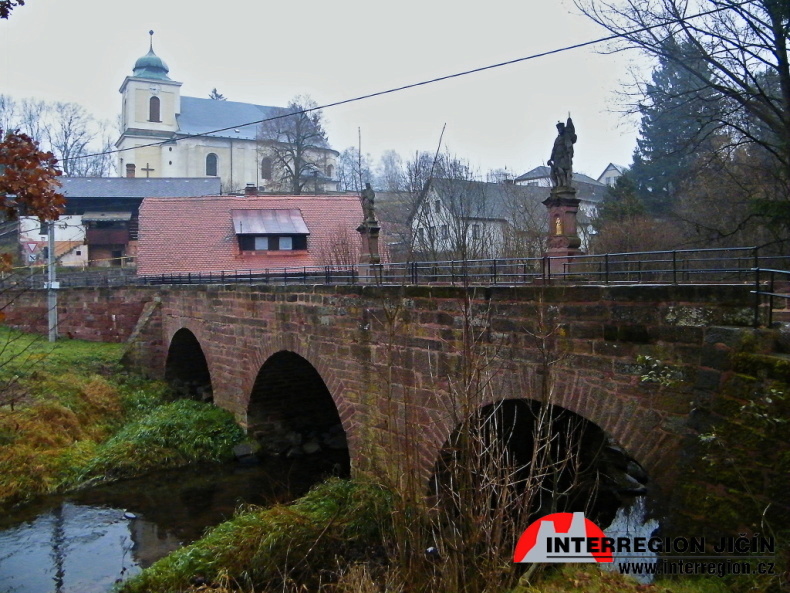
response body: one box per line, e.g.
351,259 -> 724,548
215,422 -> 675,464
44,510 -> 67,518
122,476 -> 773,593
121,478 -> 392,593
0,328 -> 245,507
0,328 -> 125,383
81,400 -> 245,483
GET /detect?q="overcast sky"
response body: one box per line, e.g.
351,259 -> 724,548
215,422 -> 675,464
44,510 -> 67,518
0,0 -> 648,179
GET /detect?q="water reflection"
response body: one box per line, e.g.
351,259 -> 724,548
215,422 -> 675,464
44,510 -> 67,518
0,455 -> 346,593
603,496 -> 660,583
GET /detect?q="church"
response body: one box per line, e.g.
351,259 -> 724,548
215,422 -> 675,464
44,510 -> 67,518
115,34 -> 339,194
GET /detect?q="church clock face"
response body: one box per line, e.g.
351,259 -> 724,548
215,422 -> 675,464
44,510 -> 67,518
149,84 -> 160,95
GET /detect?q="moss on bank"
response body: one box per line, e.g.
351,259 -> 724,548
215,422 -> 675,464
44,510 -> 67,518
121,478 -> 392,593
122,477 -> 770,593
0,329 -> 245,507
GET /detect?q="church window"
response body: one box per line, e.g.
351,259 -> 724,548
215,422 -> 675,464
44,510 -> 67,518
206,153 -> 218,176
149,96 -> 161,122
126,164 -> 136,178
434,200 -> 441,213
325,164 -> 334,178
260,157 -> 272,180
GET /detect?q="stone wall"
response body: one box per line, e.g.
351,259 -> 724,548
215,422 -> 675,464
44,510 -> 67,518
150,283 -> 755,497
9,282 -> 778,531
3,286 -> 159,342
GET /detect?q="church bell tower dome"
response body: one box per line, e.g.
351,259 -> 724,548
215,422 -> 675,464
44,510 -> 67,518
132,30 -> 171,80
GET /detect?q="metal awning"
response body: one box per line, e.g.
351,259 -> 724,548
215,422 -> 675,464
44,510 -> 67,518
231,209 -> 310,235
82,211 -> 132,222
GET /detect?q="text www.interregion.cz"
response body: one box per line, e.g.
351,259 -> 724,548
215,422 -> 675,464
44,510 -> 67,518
617,559 -> 776,578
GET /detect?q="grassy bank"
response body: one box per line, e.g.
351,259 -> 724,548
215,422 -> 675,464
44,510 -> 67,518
0,328 -> 245,506
120,476 -> 769,593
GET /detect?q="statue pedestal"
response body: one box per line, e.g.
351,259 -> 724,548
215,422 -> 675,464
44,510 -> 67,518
542,187 -> 583,277
357,221 -> 381,284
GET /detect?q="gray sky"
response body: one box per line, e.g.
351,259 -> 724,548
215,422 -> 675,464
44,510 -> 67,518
0,0 -> 646,179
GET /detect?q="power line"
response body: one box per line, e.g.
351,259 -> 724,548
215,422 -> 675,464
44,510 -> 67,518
64,0 -> 752,164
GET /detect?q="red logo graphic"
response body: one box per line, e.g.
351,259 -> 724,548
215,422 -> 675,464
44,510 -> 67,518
514,512 -> 613,563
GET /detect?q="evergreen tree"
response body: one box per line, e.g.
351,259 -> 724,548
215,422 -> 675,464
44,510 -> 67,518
594,172 -> 643,230
629,38 -> 722,214
208,88 -> 227,101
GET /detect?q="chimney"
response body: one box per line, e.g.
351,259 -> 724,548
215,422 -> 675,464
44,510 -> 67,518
245,183 -> 258,196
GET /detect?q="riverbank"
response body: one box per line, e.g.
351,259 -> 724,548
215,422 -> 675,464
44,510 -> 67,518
122,476 -> 773,593
0,329 -> 245,507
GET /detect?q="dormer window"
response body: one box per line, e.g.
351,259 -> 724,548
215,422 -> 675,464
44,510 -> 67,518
232,209 -> 309,252
149,96 -> 161,122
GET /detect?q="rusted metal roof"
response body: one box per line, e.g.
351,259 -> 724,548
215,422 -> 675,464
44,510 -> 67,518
82,211 -> 133,222
231,209 -> 310,235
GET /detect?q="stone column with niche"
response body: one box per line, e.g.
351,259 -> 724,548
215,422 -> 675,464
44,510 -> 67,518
356,183 -> 381,283
542,116 -> 584,277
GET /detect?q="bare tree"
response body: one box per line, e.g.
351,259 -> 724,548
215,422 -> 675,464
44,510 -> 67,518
315,225 -> 359,267
336,146 -> 372,192
1,96 -> 115,177
18,98 -> 49,144
257,96 -> 331,195
575,0 -> 790,218
375,149 -> 406,192
0,95 -> 16,134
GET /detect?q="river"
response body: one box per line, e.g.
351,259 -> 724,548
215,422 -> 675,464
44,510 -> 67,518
0,455 -> 346,593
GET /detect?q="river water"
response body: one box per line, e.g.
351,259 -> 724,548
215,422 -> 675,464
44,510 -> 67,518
0,456 -> 345,593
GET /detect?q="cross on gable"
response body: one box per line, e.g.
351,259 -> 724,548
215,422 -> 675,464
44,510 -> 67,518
141,163 -> 155,178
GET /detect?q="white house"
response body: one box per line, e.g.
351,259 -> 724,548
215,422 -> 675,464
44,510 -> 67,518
19,215 -> 87,267
116,35 -> 339,194
597,163 -> 628,187
411,178 -> 605,260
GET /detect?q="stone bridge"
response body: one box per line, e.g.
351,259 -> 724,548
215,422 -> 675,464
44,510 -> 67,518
6,282 -> 765,503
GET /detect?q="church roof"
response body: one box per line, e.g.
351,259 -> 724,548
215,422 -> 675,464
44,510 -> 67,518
132,49 -> 171,81
176,97 -> 333,150
58,177 -> 221,198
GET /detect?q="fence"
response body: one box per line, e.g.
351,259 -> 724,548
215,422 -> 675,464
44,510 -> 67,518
2,246 -> 790,327
134,247 -> 788,288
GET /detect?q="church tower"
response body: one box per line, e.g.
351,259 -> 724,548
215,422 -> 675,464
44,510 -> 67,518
116,31 -> 182,178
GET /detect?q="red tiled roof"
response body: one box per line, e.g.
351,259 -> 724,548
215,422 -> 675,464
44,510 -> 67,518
137,195 -> 364,275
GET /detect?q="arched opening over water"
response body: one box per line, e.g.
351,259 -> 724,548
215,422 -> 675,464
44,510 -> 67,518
247,351 -> 349,475
164,328 -> 213,402
431,398 -> 649,536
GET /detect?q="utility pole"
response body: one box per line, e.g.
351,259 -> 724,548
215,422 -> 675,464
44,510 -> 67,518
47,220 -> 58,342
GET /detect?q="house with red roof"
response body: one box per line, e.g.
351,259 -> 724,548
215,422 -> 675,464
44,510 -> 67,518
137,194 -> 364,276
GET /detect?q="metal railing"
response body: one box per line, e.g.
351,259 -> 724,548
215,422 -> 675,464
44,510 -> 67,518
752,268 -> 790,327
135,246 -> 789,288
1,246 -> 787,290
1,246 -> 789,327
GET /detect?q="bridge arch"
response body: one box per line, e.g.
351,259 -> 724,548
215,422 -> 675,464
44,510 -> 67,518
164,327 -> 214,402
246,350 -> 350,474
430,397 -> 647,528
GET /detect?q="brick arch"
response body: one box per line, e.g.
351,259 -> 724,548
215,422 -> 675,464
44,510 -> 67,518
418,364 -> 678,492
163,321 -> 217,401
242,333 -> 355,464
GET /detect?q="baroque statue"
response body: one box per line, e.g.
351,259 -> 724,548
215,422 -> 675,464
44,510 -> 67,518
548,117 -> 577,188
361,182 -> 376,224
